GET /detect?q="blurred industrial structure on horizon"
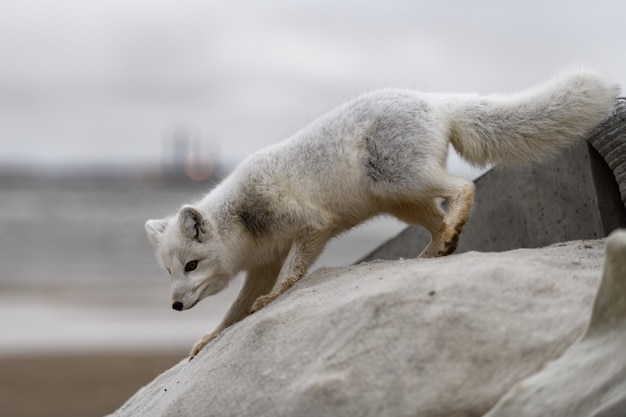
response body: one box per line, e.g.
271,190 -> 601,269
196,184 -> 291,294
0,127 -> 232,188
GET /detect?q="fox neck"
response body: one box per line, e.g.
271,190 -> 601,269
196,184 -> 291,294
200,173 -> 295,272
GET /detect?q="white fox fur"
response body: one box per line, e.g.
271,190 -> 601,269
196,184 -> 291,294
146,69 -> 619,358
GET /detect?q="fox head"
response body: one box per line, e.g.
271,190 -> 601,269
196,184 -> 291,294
145,205 -> 233,311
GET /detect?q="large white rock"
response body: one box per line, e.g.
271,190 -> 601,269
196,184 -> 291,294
109,239 -> 608,417
484,230 -> 626,417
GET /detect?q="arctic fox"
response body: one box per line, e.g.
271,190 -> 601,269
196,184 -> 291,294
146,69 -> 618,358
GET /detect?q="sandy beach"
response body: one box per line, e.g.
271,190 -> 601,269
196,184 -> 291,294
0,352 -> 185,417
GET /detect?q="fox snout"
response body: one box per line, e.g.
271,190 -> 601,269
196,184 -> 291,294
171,287 -> 201,311
171,283 -> 198,311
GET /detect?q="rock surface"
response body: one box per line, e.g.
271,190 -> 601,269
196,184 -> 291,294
110,239 -> 607,417
484,230 -> 626,417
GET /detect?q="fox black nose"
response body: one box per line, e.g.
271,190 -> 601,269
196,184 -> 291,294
172,302 -> 184,311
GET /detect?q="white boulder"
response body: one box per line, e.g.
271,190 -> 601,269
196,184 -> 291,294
484,230 -> 626,417
109,238 -> 610,417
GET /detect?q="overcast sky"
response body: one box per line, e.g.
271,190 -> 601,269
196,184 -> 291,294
0,0 -> 624,176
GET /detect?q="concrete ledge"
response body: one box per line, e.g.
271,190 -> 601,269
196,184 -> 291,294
362,107 -> 626,262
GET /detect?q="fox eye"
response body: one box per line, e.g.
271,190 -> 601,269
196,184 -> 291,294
184,260 -> 198,272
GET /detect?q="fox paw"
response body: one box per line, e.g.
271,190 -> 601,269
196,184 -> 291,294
439,231 -> 460,256
190,331 -> 218,360
250,293 -> 277,314
437,220 -> 467,256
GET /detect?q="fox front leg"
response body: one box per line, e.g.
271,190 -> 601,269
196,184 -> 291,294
189,261 -> 281,359
190,330 -> 219,359
250,228 -> 329,313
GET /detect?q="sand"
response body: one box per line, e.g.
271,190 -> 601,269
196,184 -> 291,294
0,352 -> 185,417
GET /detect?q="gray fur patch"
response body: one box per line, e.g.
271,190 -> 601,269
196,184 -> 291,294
365,136 -> 388,182
235,182 -> 305,238
239,208 -> 270,236
364,134 -> 407,183
361,95 -> 433,184
237,189 -> 274,237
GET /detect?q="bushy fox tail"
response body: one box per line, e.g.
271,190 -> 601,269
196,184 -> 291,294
444,69 -> 620,167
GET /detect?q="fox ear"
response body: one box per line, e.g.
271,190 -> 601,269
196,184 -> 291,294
145,219 -> 167,247
179,206 -> 209,242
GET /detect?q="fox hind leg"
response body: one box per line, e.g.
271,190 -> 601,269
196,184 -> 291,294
388,199 -> 445,258
435,175 -> 475,256
389,175 -> 474,258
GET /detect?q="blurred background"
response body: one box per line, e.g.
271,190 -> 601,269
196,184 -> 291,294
0,1 -> 624,416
